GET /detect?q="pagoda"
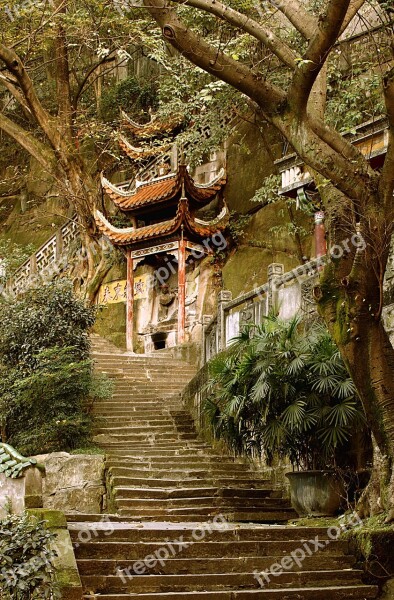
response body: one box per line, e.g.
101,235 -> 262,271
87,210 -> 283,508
96,117 -> 228,351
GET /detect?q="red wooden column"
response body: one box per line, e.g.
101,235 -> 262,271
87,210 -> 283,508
126,249 -> 134,352
177,236 -> 186,345
314,211 -> 327,258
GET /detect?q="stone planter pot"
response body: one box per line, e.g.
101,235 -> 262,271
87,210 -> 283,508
286,470 -> 345,517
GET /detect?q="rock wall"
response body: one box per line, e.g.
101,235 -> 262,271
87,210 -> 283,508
33,452 -> 106,514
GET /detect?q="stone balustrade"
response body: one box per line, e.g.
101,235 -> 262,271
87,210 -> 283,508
202,258 -> 324,364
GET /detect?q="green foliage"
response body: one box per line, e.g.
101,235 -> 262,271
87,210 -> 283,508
0,281 -> 112,455
228,211 -> 252,245
0,513 -> 59,600
205,315 -> 367,469
0,281 -> 95,369
326,70 -> 385,133
0,240 -> 35,286
100,76 -> 157,123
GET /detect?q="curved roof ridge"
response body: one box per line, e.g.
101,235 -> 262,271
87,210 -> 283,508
95,209 -> 136,234
193,167 -> 226,189
194,202 -> 229,226
101,175 -> 135,198
121,110 -> 152,129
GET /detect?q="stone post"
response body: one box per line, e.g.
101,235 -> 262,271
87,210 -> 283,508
314,211 -> 327,259
55,229 -> 64,262
217,290 -> 232,351
267,264 -> 284,312
202,314 -> 213,364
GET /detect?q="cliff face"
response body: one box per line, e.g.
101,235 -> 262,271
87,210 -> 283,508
0,152 -> 70,251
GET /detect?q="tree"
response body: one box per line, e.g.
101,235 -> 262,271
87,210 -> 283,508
141,0 -> 394,518
0,0 -> 159,300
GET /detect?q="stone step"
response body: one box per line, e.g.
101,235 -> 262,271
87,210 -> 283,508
115,508 -> 298,521
99,441 -> 204,449
76,555 -> 356,576
112,488 -> 285,501
80,570 -> 364,594
74,539 -> 350,560
82,586 -> 378,599
69,523 -> 333,543
108,477 -> 275,488
95,426 -> 195,435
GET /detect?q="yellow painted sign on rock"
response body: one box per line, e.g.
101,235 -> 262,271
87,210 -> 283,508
98,275 -> 149,305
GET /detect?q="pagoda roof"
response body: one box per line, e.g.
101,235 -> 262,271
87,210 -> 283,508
94,197 -> 229,247
118,135 -> 170,161
101,165 -> 226,213
121,110 -> 183,139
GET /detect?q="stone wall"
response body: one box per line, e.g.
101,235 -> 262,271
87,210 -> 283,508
33,453 -> 106,515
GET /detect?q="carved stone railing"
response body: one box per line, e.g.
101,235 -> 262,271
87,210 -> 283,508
202,258 -> 324,364
5,218 -> 79,297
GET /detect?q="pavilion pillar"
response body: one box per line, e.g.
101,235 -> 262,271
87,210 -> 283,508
314,211 -> 327,259
177,237 -> 186,345
126,249 -> 134,352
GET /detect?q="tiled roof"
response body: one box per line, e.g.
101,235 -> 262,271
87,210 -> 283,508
94,198 -> 228,247
118,135 -> 170,161
101,165 -> 226,212
121,110 -> 183,139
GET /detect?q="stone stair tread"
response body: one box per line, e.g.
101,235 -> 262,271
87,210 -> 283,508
81,585 -> 379,599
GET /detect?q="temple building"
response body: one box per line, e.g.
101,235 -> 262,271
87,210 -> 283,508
95,120 -> 228,352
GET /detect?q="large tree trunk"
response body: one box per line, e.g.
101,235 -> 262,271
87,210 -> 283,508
318,248 -> 394,520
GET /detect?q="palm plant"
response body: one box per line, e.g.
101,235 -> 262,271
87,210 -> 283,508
204,315 -> 367,470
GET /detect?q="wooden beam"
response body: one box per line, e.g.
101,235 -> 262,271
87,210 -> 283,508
177,236 -> 186,345
126,249 -> 134,352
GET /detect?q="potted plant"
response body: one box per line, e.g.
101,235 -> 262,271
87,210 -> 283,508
204,314 -> 369,516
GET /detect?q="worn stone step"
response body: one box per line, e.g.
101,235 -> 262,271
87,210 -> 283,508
112,488 -> 287,502
69,523 -> 333,543
108,477 -> 275,489
116,508 -> 298,521
82,585 -> 378,599
76,555 -> 357,577
74,539 -> 350,560
80,570 -> 364,594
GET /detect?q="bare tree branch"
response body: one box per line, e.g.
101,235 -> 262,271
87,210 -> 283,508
170,0 -> 296,68
0,75 -> 32,119
73,55 -> 117,109
340,0 -> 367,35
0,44 -> 62,152
288,0 -> 351,115
0,112 -> 56,172
143,0 -> 285,114
268,0 -> 316,39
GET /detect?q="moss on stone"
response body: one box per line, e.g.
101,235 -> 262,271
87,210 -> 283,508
94,303 -> 127,350
27,509 -> 67,529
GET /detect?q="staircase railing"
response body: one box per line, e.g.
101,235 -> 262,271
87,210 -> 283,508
202,257 -> 325,364
5,218 -> 79,297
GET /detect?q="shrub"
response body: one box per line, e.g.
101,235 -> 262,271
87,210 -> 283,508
205,315 -> 368,470
0,513 -> 59,599
0,281 -> 112,455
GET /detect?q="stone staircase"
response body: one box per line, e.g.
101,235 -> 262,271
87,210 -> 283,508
67,334 -> 379,599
